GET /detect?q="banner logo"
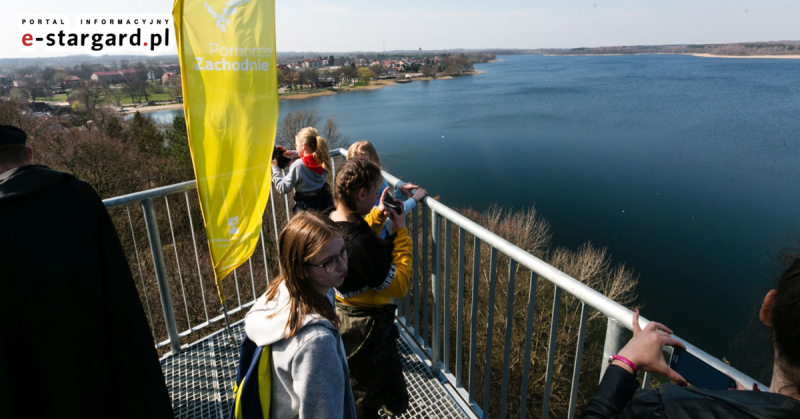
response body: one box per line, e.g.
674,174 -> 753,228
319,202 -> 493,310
204,0 -> 251,33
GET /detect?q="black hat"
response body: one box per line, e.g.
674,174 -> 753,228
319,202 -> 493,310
0,125 -> 27,147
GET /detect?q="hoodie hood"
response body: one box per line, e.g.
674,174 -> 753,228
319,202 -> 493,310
0,165 -> 70,203
301,154 -> 326,175
244,281 -> 337,346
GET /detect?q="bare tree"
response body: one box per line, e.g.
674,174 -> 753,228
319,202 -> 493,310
277,109 -> 348,150
320,117 -> 348,150
72,80 -> 105,110
277,109 -> 319,147
123,79 -> 149,104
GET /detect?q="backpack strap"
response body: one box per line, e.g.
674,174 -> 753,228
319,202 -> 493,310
232,334 -> 272,419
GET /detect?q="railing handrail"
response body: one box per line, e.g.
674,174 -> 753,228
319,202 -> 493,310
104,179 -> 197,209
367,150 -> 766,391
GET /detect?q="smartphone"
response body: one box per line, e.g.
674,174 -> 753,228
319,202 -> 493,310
669,347 -> 737,390
382,193 -> 403,215
272,147 -> 292,169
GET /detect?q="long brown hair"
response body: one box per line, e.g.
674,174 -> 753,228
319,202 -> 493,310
264,212 -> 339,338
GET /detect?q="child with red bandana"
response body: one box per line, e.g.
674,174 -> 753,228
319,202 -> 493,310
272,127 -> 334,213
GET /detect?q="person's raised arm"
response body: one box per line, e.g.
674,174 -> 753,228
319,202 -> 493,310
372,204 -> 411,298
272,161 -> 300,194
581,310 -> 686,419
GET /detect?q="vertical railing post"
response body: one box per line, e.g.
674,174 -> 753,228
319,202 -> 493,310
455,228 -> 466,386
600,318 -> 628,381
567,302 -> 590,419
443,220 -> 452,373
431,209 -> 442,376
141,198 -> 181,355
422,204 -> 429,345
541,286 -> 562,419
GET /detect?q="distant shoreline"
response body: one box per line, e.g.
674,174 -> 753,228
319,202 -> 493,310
686,53 -> 800,59
116,70 -> 486,111
545,52 -> 800,59
280,70 -> 485,100
119,103 -> 183,115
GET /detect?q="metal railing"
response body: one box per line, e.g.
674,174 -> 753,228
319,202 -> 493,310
104,148 -> 766,419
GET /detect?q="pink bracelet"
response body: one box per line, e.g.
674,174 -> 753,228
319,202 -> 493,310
610,354 -> 639,376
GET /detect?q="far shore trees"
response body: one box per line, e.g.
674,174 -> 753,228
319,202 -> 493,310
123,78 -> 151,104
357,67 -> 375,84
71,80 -> 105,111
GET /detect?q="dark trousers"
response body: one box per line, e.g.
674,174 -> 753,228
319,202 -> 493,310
336,303 -> 409,418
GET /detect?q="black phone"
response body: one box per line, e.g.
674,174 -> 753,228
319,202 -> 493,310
272,147 -> 292,169
669,347 -> 737,390
382,193 -> 403,215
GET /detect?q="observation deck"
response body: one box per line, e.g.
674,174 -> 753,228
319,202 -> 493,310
103,149 -> 765,418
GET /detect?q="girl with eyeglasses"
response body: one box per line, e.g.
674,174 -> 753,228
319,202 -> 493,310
328,157 -> 413,419
237,212 -> 356,419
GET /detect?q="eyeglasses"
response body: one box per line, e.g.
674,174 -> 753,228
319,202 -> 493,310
305,241 -> 351,273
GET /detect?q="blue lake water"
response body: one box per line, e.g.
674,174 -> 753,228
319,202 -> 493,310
143,54 -> 800,381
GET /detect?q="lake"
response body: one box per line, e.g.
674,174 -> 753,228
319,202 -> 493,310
143,54 -> 800,382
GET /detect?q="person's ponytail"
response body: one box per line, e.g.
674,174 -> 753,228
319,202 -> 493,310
314,136 -> 331,172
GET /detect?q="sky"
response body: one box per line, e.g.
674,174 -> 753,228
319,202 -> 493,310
2,0 -> 799,58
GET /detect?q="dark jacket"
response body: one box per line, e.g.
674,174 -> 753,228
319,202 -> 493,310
0,165 -> 173,419
581,365 -> 800,419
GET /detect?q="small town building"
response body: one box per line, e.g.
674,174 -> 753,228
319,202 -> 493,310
62,76 -> 82,89
91,69 -> 138,83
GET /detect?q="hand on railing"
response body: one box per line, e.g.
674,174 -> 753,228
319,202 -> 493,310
411,187 -> 428,204
614,310 -> 688,386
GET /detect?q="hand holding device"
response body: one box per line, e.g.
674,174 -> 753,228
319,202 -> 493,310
669,347 -> 737,390
614,310 -> 688,386
272,146 -> 292,169
382,190 -> 403,215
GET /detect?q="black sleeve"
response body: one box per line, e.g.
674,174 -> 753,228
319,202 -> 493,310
348,232 -> 394,289
580,365 -> 640,419
88,183 -> 174,418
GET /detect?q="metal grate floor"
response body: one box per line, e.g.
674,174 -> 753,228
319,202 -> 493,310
161,321 -> 470,418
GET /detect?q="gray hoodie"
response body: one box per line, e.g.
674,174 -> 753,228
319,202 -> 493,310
244,282 -> 356,419
272,156 -> 328,195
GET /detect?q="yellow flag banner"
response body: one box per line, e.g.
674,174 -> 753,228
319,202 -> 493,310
172,0 -> 277,303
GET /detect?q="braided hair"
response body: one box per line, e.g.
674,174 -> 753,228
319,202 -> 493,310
334,157 -> 382,219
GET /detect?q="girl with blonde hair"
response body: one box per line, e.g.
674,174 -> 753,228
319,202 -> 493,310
272,127 -> 334,213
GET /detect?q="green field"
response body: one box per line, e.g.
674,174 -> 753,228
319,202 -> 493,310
40,94 -> 68,102
116,92 -> 174,104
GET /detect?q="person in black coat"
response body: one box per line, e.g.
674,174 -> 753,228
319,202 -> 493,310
581,254 -> 800,419
0,125 -> 173,418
